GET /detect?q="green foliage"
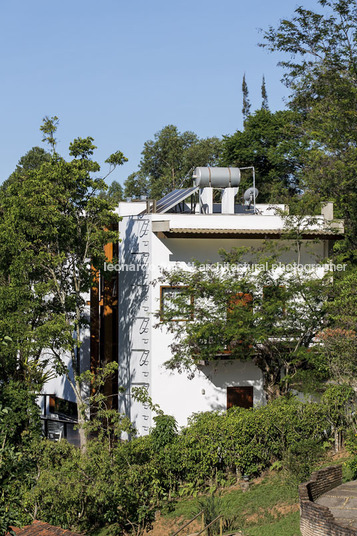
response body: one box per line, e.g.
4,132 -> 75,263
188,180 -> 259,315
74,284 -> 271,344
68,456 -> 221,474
283,438 -> 324,484
346,457 -> 357,481
158,246 -> 328,398
0,381 -> 41,446
242,73 -> 251,122
40,115 -> 59,153
173,398 -> 328,486
322,384 -> 355,431
1,146 -> 51,193
344,430 -> 357,479
123,125 -> 222,200
105,150 -> 128,168
262,0 -> 357,251
165,472 -> 300,536
9,396 -> 341,535
220,109 -> 304,202
25,436 -> 164,535
316,269 -> 357,388
0,117 -> 127,448
261,75 -> 269,111
69,136 -> 97,159
106,181 -> 123,204
196,494 -> 222,536
151,415 -> 178,452
80,363 -> 135,449
243,511 -> 300,536
0,391 -> 40,535
262,1 -> 357,98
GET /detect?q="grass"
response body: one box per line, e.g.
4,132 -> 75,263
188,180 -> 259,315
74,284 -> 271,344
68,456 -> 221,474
93,451 -> 353,536
163,472 -> 300,535
243,511 -> 301,536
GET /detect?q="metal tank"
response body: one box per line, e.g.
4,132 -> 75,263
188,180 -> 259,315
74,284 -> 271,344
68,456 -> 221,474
193,167 -> 241,188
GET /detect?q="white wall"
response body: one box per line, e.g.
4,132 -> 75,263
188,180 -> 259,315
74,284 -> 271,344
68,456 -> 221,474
118,210 -> 333,435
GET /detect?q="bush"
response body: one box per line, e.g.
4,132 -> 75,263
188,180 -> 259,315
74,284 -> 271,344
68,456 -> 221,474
282,438 -> 324,484
18,396 -> 333,534
170,397 -> 328,487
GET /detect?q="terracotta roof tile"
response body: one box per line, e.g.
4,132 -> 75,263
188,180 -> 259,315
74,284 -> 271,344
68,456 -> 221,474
8,520 -> 85,536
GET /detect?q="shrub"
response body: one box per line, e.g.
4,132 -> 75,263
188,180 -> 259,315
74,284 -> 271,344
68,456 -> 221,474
282,438 -> 324,484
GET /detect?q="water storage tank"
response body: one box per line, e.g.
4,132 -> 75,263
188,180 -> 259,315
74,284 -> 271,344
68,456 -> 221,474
193,167 -> 241,188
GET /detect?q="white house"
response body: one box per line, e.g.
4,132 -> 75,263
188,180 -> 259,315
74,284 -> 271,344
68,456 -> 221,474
114,168 -> 344,435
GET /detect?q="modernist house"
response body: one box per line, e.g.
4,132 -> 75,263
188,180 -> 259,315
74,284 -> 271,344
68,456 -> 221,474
39,167 -> 344,440
115,168 -> 343,435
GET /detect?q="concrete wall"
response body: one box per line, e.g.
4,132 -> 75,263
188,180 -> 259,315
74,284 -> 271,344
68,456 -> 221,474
118,210 -> 333,435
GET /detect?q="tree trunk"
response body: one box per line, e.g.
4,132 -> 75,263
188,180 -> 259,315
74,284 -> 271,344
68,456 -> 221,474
66,370 -> 88,451
75,378 -> 87,452
334,428 -> 343,453
77,405 -> 87,452
254,354 -> 283,401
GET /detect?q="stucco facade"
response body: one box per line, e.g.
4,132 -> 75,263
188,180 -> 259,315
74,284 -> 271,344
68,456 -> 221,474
116,200 -> 343,434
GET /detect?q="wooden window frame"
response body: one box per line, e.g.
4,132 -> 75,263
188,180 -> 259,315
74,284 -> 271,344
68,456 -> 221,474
227,292 -> 253,316
227,386 -> 254,409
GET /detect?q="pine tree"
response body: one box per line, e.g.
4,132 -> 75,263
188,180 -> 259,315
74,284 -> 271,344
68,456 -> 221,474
242,74 -> 251,123
261,75 -> 269,110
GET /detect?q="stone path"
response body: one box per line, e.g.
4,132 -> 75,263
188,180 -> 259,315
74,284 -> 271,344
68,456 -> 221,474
316,480 -> 357,529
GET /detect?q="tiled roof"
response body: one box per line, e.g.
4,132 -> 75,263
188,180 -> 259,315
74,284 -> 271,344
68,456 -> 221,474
8,520 -> 85,536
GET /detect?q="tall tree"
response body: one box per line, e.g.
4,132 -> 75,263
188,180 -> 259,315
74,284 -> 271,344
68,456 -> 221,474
261,75 -> 269,110
1,146 -> 51,192
317,268 -> 357,392
262,0 -> 357,108
261,0 -> 357,252
0,117 -> 126,449
220,109 -> 304,202
123,125 -> 222,200
242,73 -> 251,123
99,180 -> 124,205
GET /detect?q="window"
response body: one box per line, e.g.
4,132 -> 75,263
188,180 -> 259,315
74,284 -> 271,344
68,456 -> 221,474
227,292 -> 253,317
49,396 -> 77,420
227,386 -> 253,409
160,286 -> 194,321
225,292 -> 254,354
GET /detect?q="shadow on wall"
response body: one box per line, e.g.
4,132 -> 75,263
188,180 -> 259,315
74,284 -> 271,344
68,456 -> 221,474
118,216 -> 151,423
199,359 -> 265,411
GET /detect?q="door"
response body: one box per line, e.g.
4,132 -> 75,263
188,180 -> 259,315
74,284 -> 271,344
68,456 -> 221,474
227,386 -> 253,409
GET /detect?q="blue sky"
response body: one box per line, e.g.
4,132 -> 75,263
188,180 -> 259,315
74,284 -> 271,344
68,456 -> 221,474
0,0 -> 319,185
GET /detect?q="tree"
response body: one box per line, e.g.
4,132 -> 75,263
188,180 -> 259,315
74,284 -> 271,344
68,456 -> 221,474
107,180 -> 123,203
261,75 -> 269,110
124,172 -> 150,200
0,382 -> 42,534
316,268 -> 357,391
261,1 -> 357,106
99,180 -> 124,205
220,109 -> 304,202
0,117 -> 126,449
242,74 -> 251,123
123,125 -> 222,200
261,0 -> 357,251
157,243 -> 328,400
1,146 -> 51,192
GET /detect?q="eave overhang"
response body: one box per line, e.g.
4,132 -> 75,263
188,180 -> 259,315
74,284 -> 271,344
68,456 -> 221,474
156,228 -> 344,240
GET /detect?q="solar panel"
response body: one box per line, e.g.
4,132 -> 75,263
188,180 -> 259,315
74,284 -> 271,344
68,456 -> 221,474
155,189 -> 182,211
155,187 -> 199,213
